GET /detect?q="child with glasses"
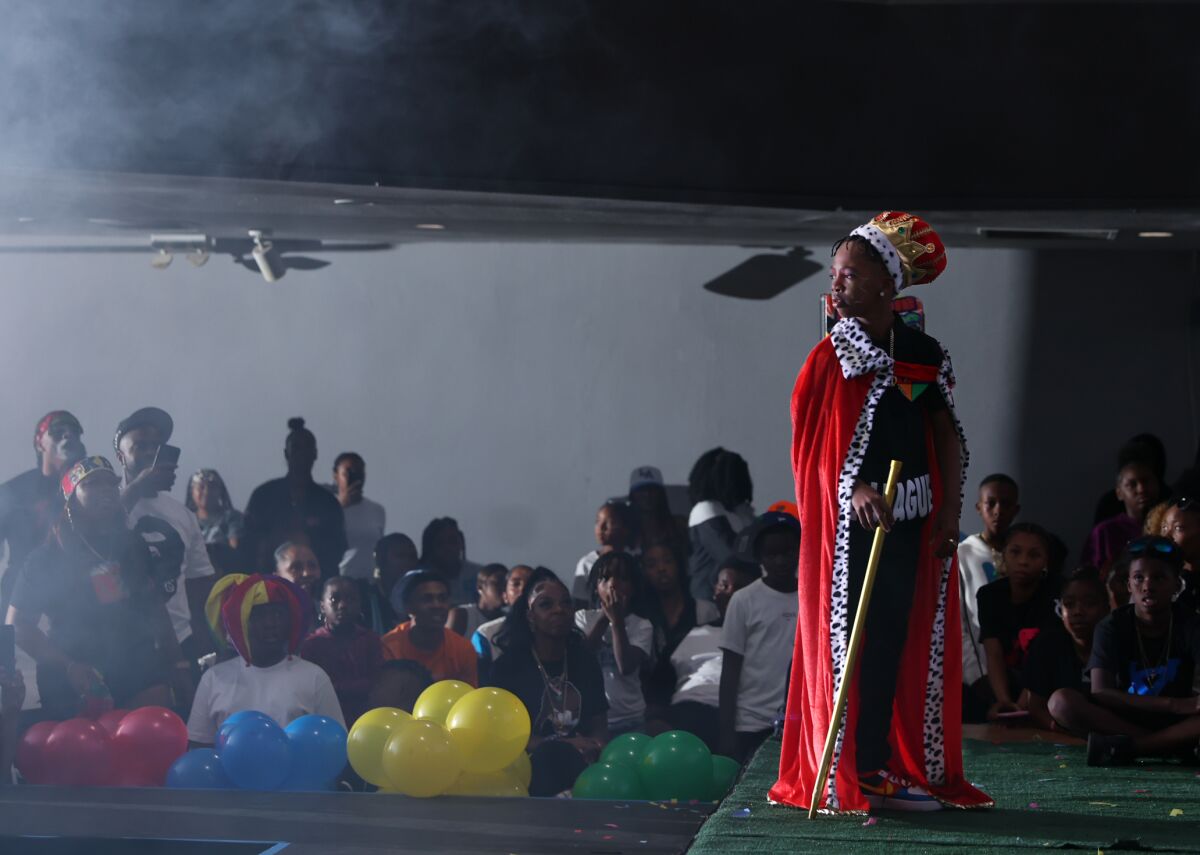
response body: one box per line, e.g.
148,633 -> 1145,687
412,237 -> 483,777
1050,537 -> 1200,766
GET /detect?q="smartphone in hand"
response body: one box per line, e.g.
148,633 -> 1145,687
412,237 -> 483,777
153,444 -> 182,469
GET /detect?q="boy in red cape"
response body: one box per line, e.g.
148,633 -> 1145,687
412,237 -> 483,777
769,212 -> 992,813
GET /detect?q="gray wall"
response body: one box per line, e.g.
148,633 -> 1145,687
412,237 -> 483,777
0,243 -> 1193,580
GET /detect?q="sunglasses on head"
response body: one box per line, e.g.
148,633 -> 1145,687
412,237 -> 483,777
1127,539 -> 1180,557
1175,496 -> 1195,512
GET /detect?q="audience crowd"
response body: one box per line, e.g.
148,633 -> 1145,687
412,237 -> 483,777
0,409 -> 1198,794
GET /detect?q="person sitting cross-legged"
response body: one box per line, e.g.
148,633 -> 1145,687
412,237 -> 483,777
187,574 -> 343,746
1046,538 -> 1200,766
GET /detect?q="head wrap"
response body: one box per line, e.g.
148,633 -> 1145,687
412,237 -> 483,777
60,456 -> 117,501
35,410 -> 83,454
849,211 -> 947,291
220,574 -> 306,664
205,573 -> 248,651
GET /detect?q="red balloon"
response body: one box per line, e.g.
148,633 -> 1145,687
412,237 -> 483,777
96,709 -> 131,738
112,706 -> 188,787
44,718 -> 115,786
15,720 -> 58,784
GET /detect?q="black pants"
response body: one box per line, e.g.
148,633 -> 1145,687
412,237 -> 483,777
847,519 -> 921,773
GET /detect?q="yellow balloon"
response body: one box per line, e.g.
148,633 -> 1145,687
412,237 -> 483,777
412,680 -> 474,725
505,751 -> 532,790
347,707 -> 410,787
381,719 -> 464,798
445,769 -> 526,798
445,687 -> 531,774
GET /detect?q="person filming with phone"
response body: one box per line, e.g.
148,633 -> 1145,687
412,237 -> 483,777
116,407 -> 217,680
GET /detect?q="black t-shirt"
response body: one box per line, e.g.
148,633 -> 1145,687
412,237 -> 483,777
241,478 -> 348,578
644,599 -> 708,707
1089,605 -> 1200,698
977,577 -> 1057,671
11,527 -> 165,676
0,468 -> 61,610
488,642 -> 608,738
1021,620 -> 1092,700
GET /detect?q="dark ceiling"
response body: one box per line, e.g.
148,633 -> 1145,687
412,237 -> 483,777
0,2 -> 1198,248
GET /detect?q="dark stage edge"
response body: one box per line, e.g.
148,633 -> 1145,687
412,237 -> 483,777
0,785 -> 714,855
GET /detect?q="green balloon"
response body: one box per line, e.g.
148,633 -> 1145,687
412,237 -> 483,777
639,730 -> 712,801
710,755 -> 740,800
600,732 -> 651,769
573,762 -> 644,800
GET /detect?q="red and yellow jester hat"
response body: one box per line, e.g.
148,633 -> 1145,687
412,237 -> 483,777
205,573 -> 248,652
220,574 -> 306,664
850,211 -> 947,291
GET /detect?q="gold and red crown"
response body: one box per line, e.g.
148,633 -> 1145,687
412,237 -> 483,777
867,211 -> 947,289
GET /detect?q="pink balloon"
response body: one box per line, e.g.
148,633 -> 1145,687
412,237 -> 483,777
96,709 -> 131,738
44,718 -> 115,786
15,720 -> 58,784
112,706 -> 188,787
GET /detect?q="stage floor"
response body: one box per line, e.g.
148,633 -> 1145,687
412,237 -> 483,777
0,784 -> 713,855
691,729 -> 1200,854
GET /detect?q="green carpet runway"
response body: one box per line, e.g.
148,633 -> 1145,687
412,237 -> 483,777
690,736 -> 1200,854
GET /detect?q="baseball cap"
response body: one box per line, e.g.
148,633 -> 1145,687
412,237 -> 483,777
629,465 -> 664,492
114,407 -> 174,452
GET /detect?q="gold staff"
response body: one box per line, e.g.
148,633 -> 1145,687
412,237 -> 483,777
808,458 -> 903,819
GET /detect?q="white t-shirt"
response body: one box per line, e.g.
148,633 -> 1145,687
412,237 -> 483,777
337,497 -> 386,580
720,579 -> 797,732
186,655 -> 344,744
128,492 -> 216,643
572,550 -> 601,601
575,609 -> 654,728
670,624 -> 723,708
958,533 -> 1001,685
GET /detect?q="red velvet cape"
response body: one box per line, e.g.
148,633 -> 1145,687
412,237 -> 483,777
768,323 -> 992,813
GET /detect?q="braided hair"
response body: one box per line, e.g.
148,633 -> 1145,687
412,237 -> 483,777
687,447 -> 753,509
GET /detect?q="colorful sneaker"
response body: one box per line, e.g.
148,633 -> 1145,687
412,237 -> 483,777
859,769 -> 943,812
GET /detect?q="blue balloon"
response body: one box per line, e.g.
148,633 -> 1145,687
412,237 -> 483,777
216,710 -> 273,750
166,749 -> 232,789
283,715 -> 348,791
220,717 -> 291,790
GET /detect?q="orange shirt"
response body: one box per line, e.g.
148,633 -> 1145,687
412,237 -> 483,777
380,622 -> 478,687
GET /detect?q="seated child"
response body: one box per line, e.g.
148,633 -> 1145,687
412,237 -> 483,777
187,575 -> 344,746
663,557 -> 760,752
300,577 -> 384,726
472,564 -> 534,669
1164,497 -> 1198,572
572,500 -> 635,602
958,474 -> 1020,710
1020,569 -> 1110,730
977,522 -> 1058,720
380,570 -> 477,686
1082,461 -> 1161,575
367,659 -> 434,714
1046,538 -> 1200,766
719,511 -> 800,762
447,563 -> 506,638
577,551 -> 654,733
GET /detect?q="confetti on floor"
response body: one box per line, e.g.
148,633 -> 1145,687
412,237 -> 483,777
1170,808 -> 1184,817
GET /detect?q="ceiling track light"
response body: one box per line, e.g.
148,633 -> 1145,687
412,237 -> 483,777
151,248 -> 173,269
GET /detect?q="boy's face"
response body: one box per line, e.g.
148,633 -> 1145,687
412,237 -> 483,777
504,565 -> 532,606
1127,557 -> 1178,620
407,580 -> 450,628
247,602 -> 290,658
321,579 -> 360,632
597,569 -> 634,603
478,574 -> 505,611
1115,463 -> 1160,520
595,507 -> 628,549
1002,531 -> 1047,586
1164,506 -> 1200,562
829,242 -> 894,320
759,528 -> 800,582
1059,580 -> 1109,645
642,544 -> 680,593
276,545 -> 321,595
714,567 -> 755,616
976,482 -> 1019,540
